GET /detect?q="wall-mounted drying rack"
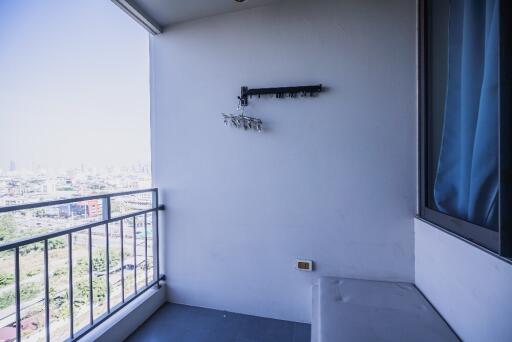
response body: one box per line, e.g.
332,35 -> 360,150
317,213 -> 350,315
238,84 -> 323,106
223,84 -> 323,132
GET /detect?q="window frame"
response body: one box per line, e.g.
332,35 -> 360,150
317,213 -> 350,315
418,0 -> 512,257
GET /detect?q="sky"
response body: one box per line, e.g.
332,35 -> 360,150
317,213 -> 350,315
0,0 -> 150,171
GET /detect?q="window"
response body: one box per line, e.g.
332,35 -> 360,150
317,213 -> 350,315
419,0 -> 512,256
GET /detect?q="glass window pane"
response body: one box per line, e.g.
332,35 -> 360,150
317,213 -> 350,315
426,0 -> 499,231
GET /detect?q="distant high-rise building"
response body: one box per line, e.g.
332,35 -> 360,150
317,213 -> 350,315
9,160 -> 16,172
44,179 -> 57,194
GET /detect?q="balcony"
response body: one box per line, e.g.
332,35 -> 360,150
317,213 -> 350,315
1,0 -> 512,341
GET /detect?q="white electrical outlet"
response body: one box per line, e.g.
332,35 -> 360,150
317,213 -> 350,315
296,259 -> 313,271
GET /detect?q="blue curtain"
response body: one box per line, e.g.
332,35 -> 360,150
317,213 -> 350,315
434,0 -> 499,229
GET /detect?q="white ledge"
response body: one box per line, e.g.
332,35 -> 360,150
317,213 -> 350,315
82,285 -> 166,342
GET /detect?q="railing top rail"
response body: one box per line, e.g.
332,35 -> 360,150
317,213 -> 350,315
0,187 -> 157,214
0,207 -> 157,252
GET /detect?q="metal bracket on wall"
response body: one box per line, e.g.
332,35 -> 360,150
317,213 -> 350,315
238,84 -> 323,106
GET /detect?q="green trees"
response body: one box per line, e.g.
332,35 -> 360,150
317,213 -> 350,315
0,272 -> 14,287
0,214 -> 16,243
92,249 -> 121,273
0,235 -> 123,320
0,283 -> 40,309
19,239 -> 66,256
0,291 -> 15,309
48,239 -> 65,250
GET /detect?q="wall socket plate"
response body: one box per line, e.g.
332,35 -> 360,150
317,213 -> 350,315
296,259 -> 313,271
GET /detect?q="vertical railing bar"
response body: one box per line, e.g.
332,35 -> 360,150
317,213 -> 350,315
88,228 -> 93,326
103,196 -> 111,314
120,220 -> 125,303
144,213 -> 148,287
154,190 -> 160,287
68,233 -> 74,339
15,247 -> 21,342
133,216 -> 137,294
44,240 -> 50,342
105,224 -> 110,313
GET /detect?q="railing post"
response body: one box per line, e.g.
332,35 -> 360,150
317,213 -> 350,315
102,196 -> 111,221
120,220 -> 125,303
152,190 -> 160,288
88,228 -> 93,325
144,213 -> 148,287
44,240 -> 50,342
102,196 -> 111,314
105,223 -> 110,314
133,216 -> 137,294
15,247 -> 21,342
68,233 -> 74,339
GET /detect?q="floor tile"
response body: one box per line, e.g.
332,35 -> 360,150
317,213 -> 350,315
125,303 -> 311,342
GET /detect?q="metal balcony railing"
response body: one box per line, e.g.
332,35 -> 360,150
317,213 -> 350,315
0,188 -> 164,341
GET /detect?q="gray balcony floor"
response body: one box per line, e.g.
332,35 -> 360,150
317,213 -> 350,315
125,303 -> 311,342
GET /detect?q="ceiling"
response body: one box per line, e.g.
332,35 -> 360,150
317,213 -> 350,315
130,0 -> 283,27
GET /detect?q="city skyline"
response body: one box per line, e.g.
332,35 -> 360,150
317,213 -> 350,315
0,159 -> 151,173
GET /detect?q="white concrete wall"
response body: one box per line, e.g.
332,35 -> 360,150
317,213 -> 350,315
415,219 -> 512,342
151,0 -> 417,323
